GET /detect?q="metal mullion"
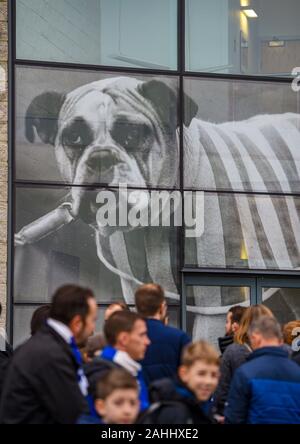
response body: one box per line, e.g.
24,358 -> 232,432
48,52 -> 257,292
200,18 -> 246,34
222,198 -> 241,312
178,0 -> 186,331
15,58 -> 180,78
14,180 -> 181,193
7,0 -> 16,345
183,70 -> 293,84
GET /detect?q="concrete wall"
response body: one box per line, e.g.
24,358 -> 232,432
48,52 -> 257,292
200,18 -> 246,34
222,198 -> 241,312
0,0 -> 7,333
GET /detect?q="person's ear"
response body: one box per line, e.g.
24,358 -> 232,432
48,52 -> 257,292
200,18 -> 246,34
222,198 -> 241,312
69,315 -> 84,336
160,301 -> 167,318
95,399 -> 106,418
231,322 -> 239,333
178,365 -> 189,384
117,331 -> 129,348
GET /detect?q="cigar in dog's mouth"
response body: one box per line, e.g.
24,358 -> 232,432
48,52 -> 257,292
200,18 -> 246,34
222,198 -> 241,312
14,202 -> 74,246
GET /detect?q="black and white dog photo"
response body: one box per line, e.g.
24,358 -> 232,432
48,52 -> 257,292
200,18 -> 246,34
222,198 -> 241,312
14,72 -> 300,341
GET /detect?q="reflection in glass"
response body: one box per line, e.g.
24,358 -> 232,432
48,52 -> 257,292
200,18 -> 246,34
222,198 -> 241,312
14,186 -> 179,304
263,288 -> 300,324
16,0 -> 177,69
185,192 -> 300,271
16,66 -> 179,188
186,0 -> 300,76
186,285 -> 250,344
184,77 -> 300,193
13,304 -> 180,348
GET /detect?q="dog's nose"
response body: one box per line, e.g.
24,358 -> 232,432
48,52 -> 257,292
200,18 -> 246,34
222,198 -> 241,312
87,149 -> 120,174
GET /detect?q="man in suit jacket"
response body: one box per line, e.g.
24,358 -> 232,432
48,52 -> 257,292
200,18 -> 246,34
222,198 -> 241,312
135,284 -> 191,385
0,285 -> 98,424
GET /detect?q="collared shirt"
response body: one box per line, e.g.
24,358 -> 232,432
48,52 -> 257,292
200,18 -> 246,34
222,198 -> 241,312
113,350 -> 142,377
47,318 -> 90,400
47,318 -> 73,344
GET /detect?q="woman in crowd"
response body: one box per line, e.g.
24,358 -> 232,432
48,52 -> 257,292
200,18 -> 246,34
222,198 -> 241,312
213,304 -> 274,418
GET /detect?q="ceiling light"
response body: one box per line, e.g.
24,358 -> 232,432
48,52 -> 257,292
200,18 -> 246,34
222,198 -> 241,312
241,8 -> 258,18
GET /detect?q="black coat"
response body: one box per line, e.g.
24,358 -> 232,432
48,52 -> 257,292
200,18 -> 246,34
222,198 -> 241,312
83,356 -> 120,398
217,335 -> 234,355
0,338 -> 13,400
213,343 -> 251,415
0,324 -> 88,424
138,378 -> 214,424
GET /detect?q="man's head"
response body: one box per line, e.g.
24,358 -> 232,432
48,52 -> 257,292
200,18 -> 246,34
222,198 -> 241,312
248,316 -> 283,350
104,301 -> 129,321
178,341 -> 220,402
104,311 -> 150,361
31,304 -> 51,335
135,283 -> 167,322
225,305 -> 247,336
49,285 -> 98,347
80,333 -> 106,362
94,368 -> 140,424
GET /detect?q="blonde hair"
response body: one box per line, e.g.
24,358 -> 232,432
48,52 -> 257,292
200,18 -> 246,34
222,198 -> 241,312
234,305 -> 274,345
181,340 -> 220,367
283,320 -> 300,346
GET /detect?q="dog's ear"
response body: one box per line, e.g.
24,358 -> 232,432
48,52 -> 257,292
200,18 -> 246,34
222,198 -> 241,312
25,92 -> 65,145
138,79 -> 198,129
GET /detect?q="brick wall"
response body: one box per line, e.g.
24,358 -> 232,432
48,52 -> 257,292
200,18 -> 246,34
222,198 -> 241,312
0,0 -> 7,331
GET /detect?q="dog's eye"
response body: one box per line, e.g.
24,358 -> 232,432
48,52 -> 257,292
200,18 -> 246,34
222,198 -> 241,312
63,132 -> 83,147
67,134 -> 82,146
62,118 -> 93,155
112,122 -> 151,152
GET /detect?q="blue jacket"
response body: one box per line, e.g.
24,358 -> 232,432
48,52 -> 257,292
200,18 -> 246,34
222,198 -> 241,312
225,346 -> 300,424
140,319 -> 191,385
77,413 -> 103,424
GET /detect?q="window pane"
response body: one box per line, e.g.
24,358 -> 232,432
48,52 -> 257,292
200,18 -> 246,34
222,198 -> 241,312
14,306 -> 36,347
184,77 -> 300,192
16,66 -> 179,189
186,285 -> 250,344
186,0 -> 300,76
185,192 -> 300,270
263,287 -> 300,324
16,0 -> 177,69
13,304 -> 180,349
14,186 -> 180,304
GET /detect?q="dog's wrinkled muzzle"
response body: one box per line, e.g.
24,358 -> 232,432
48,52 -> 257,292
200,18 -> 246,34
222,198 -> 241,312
70,146 -> 147,224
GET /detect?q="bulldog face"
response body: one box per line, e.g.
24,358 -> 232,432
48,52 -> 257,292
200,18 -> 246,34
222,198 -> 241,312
25,77 -> 198,229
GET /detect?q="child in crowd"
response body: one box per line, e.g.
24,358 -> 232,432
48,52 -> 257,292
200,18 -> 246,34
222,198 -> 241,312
77,368 -> 140,424
138,341 -> 220,424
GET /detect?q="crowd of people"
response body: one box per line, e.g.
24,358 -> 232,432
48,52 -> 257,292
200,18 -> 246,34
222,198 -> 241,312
0,283 -> 300,424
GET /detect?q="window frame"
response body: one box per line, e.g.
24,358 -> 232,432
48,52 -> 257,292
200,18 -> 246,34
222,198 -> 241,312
8,0 -> 299,344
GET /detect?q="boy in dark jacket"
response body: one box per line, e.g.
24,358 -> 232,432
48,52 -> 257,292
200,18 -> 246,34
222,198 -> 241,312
78,368 -> 140,424
138,341 -> 220,424
225,316 -> 300,424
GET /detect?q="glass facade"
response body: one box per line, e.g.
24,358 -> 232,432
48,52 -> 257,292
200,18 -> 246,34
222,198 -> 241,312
11,0 -> 300,345
16,0 -> 178,69
186,0 -> 300,76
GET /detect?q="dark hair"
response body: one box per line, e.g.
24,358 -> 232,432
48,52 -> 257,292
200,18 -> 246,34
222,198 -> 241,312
135,283 -> 165,317
229,305 -> 247,325
104,311 -> 144,346
95,368 -> 138,400
49,285 -> 95,326
30,304 -> 51,335
85,333 -> 106,358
